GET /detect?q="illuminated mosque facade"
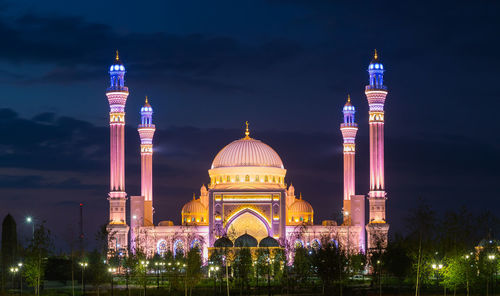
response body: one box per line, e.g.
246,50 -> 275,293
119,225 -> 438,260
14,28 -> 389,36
106,50 -> 389,259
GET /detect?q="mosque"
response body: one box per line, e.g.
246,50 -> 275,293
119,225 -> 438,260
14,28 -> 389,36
106,50 -> 390,259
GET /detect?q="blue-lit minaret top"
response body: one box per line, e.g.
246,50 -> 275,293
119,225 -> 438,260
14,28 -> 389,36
367,49 -> 386,90
108,50 -> 128,91
140,96 -> 154,126
342,95 -> 357,126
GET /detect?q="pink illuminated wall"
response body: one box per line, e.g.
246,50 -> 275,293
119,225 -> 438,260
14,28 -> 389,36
365,50 -> 389,250
340,95 -> 358,221
106,52 -> 129,253
138,98 -> 155,226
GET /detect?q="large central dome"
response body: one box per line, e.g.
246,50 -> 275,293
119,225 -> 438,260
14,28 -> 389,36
208,123 -> 286,189
211,138 -> 284,169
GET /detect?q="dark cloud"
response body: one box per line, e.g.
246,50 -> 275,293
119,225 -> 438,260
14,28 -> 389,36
0,110 -> 498,248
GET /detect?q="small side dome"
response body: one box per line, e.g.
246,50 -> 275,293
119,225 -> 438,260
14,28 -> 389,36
478,238 -> 499,247
259,236 -> 280,247
234,233 -> 258,247
214,237 -> 234,248
158,220 -> 173,226
182,199 -> 206,214
141,96 -> 153,113
109,50 -> 125,72
289,199 -> 313,214
343,95 -> 355,112
368,49 -> 384,70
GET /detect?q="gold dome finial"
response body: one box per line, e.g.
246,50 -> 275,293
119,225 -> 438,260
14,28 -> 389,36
299,192 -> 302,200
244,121 -> 250,139
347,94 -> 351,103
374,49 -> 378,60
145,95 -> 148,104
193,192 -> 196,200
115,50 -> 120,61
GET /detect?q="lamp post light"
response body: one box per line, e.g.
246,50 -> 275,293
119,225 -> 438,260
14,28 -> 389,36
141,260 -> 149,296
108,267 -> 117,296
17,262 -> 23,296
10,267 -> 19,292
25,216 -> 35,239
223,256 -> 230,296
432,263 -> 444,296
487,254 -> 496,296
79,262 -> 88,296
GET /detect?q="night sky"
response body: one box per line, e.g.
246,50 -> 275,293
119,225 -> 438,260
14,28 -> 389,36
0,0 -> 499,249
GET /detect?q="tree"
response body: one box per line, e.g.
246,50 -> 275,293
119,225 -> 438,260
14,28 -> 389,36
23,223 -> 52,296
272,248 -> 286,287
186,247 -> 202,296
1,214 -> 18,291
442,255 -> 471,295
292,246 -> 311,287
255,248 -> 270,294
383,235 -> 411,288
405,199 -> 438,296
311,240 -> 347,295
87,249 -> 109,296
233,247 -> 253,295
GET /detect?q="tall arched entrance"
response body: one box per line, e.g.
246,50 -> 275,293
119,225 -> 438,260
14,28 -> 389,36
225,211 -> 270,242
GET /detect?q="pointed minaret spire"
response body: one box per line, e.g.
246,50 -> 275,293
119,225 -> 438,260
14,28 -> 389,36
138,96 -> 156,226
366,49 -> 390,250
373,49 -> 378,60
106,49 -> 129,253
244,121 -> 251,139
340,93 -> 358,225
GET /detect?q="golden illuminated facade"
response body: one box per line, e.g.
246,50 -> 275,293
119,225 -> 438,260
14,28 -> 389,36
106,52 -> 394,259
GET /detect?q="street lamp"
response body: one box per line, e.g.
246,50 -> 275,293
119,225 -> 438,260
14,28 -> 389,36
25,216 -> 35,239
223,256 -> 230,296
487,254 -> 496,296
108,267 -> 117,296
17,262 -> 23,296
10,267 -> 19,292
79,262 -> 88,296
432,263 -> 444,296
141,260 -> 149,296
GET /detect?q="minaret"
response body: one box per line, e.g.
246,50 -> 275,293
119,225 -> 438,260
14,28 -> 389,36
365,49 -> 389,249
106,51 -> 129,253
138,97 -> 156,226
340,95 -> 358,225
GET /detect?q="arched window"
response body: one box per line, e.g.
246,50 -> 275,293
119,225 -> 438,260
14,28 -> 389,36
311,239 -> 321,250
191,239 -> 202,250
236,175 -> 240,182
157,240 -> 168,255
265,176 -> 268,182
294,240 -> 304,249
245,175 -> 250,182
255,175 -> 260,182
227,176 -> 231,182
191,217 -> 195,222
174,240 -> 184,258
272,176 -> 276,183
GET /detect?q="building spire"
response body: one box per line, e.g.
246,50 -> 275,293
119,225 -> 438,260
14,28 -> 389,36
347,94 -> 351,103
115,50 -> 120,61
145,95 -> 148,104
244,121 -> 250,139
193,192 -> 196,200
374,49 -> 378,60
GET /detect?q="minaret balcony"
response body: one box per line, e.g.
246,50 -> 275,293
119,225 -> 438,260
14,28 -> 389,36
365,85 -> 387,91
